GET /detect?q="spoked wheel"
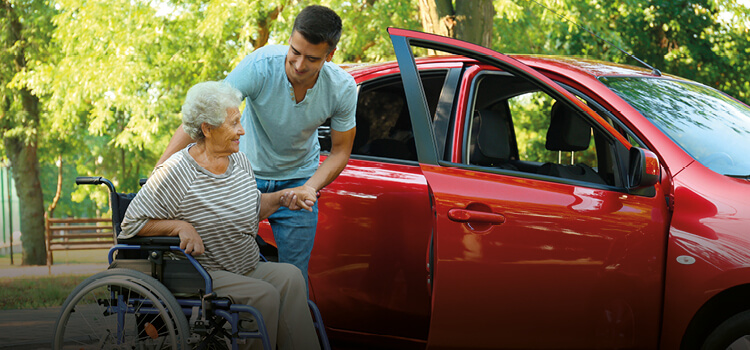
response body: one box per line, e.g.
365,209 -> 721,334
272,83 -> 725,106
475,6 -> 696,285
52,268 -> 189,350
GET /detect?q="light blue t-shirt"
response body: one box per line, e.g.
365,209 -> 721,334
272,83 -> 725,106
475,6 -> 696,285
225,45 -> 357,180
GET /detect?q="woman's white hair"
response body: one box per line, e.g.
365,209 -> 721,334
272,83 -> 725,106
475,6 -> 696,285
182,81 -> 243,141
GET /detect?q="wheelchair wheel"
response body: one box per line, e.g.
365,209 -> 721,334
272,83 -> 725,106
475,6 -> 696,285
52,268 -> 190,349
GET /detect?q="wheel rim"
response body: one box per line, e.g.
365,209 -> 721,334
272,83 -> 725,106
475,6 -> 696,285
728,336 -> 750,350
53,276 -> 180,349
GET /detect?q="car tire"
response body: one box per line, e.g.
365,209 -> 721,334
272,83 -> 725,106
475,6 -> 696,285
701,310 -> 750,350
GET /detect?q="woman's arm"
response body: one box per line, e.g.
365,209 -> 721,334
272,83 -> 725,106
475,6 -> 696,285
138,219 -> 204,255
259,191 -> 291,221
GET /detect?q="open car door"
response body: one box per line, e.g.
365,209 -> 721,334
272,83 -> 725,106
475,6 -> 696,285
388,28 -> 669,349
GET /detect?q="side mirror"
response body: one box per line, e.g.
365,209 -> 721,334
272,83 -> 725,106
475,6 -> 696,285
628,147 -> 660,190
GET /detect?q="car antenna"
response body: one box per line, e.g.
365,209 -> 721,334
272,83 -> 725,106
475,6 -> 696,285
524,0 -> 662,76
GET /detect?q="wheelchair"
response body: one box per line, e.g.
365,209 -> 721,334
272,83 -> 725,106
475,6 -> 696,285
52,176 -> 331,350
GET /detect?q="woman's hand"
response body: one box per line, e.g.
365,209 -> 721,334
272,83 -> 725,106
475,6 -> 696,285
279,191 -> 298,208
137,219 -> 204,255
176,221 -> 204,255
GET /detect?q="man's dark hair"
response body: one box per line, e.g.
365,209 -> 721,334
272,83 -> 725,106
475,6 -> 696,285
292,5 -> 342,52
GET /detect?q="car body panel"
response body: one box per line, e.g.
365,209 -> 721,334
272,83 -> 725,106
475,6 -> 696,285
660,161 -> 750,349
313,158 -> 432,341
421,163 -> 669,349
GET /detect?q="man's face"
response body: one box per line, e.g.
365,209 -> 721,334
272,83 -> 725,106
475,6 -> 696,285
285,30 -> 335,87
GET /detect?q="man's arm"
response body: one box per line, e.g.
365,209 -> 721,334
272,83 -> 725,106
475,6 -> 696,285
156,125 -> 194,166
303,127 -> 356,194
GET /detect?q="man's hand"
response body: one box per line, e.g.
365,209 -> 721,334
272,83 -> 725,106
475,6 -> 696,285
177,222 -> 204,255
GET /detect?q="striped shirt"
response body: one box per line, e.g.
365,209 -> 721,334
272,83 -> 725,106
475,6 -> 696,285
120,145 -> 262,275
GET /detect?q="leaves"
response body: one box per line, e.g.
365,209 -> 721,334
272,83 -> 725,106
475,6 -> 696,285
1,0 -> 749,216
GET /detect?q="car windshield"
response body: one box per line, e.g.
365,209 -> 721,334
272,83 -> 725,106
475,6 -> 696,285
600,76 -> 750,177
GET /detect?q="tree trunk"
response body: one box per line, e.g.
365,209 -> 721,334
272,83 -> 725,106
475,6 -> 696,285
418,0 -> 495,49
4,133 -> 46,266
455,0 -> 494,48
418,0 -> 455,39
1,0 -> 47,265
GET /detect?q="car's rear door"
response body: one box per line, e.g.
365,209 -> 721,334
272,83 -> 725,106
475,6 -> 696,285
389,28 -> 670,349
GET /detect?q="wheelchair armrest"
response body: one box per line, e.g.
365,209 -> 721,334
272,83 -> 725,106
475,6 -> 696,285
118,236 -> 181,246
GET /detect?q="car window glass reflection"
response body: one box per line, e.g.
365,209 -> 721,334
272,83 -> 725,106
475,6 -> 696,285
602,76 -> 750,176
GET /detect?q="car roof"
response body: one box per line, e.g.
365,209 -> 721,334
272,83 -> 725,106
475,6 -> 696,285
344,54 -> 675,80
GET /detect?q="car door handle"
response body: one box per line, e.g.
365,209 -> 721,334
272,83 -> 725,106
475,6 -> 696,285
448,209 -> 506,225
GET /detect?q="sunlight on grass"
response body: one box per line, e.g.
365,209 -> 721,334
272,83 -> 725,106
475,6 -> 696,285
0,249 -> 108,268
0,274 -> 91,309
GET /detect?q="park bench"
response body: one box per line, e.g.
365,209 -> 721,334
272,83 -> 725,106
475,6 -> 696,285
45,214 -> 113,267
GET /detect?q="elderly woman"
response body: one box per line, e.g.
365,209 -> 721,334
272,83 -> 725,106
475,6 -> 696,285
120,81 -> 320,350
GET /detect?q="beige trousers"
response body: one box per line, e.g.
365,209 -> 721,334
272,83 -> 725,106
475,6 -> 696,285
209,262 -> 321,350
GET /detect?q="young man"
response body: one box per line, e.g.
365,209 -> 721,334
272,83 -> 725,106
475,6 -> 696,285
157,5 -> 357,288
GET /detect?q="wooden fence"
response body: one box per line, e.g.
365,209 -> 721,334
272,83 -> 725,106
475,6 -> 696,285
45,214 -> 113,267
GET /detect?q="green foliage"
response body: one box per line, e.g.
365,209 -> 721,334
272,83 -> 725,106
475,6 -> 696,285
1,0 -> 57,147
1,0 -> 749,218
493,0 -> 750,104
327,0 -> 420,62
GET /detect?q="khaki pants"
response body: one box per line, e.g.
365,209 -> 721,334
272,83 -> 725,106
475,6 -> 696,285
209,262 -> 321,350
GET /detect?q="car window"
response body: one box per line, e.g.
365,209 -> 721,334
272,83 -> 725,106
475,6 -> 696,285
508,91 -> 598,167
601,76 -> 750,176
319,71 -> 447,162
464,71 -> 619,187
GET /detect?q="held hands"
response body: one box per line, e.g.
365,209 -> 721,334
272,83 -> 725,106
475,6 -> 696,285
278,185 -> 317,212
177,222 -> 204,255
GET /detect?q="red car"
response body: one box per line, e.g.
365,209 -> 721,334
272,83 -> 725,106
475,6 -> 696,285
258,29 -> 750,349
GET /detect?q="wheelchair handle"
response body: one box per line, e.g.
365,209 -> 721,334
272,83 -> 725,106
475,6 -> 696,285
75,176 -> 116,194
75,176 -> 103,185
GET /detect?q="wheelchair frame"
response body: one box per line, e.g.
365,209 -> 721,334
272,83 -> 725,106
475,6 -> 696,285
52,176 -> 330,350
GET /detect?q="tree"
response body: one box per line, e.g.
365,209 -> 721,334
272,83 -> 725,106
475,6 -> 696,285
418,0 -> 495,47
491,0 -> 750,105
0,0 -> 56,265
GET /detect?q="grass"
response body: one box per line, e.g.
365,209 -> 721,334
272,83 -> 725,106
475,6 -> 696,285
0,274 -> 90,309
0,248 -> 108,267
0,248 -> 108,310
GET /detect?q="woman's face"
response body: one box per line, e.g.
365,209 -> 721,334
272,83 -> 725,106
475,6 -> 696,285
207,107 -> 244,155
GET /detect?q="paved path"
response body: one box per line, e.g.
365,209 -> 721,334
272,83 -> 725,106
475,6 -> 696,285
0,307 -> 62,349
0,264 -> 108,349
